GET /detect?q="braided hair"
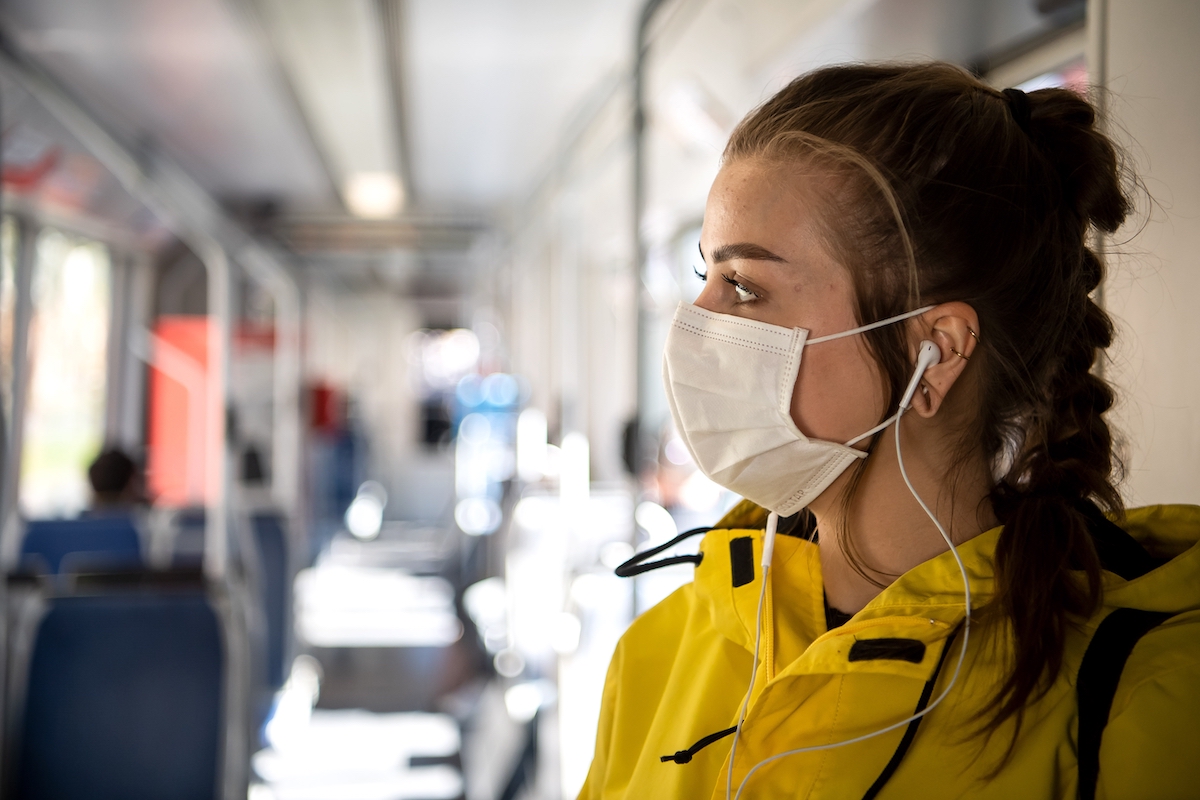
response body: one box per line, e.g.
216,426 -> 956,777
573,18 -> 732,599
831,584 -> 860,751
725,63 -> 1130,735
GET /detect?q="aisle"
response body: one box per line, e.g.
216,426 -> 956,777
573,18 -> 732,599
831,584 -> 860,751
252,706 -> 463,800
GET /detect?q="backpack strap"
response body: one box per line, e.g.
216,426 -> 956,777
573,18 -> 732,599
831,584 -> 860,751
1076,607 -> 1173,800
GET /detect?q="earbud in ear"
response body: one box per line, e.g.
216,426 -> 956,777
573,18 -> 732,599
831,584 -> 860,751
899,340 -> 941,410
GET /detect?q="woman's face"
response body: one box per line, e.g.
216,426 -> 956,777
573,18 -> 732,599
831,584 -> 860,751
695,157 -> 888,446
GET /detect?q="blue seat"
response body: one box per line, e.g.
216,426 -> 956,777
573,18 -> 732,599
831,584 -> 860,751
20,516 -> 142,574
251,511 -> 290,689
13,586 -> 223,800
171,507 -> 207,568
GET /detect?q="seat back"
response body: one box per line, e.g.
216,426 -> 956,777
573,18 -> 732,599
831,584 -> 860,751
251,512 -> 290,689
12,587 -> 223,800
20,517 -> 142,574
170,508 -> 207,568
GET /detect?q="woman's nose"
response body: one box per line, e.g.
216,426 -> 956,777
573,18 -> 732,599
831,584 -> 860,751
692,275 -> 722,313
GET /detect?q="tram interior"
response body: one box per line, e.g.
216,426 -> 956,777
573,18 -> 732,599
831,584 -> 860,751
0,0 -> 1195,798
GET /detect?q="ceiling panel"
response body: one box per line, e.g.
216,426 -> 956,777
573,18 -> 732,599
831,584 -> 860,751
1,0 -> 337,213
3,0 -> 651,223
257,0 -> 402,214
404,0 -> 643,212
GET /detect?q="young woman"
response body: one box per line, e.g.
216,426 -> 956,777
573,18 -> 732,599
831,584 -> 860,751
581,63 -> 1200,799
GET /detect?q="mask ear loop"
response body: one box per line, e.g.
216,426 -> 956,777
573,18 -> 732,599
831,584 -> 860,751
730,341 -> 973,800
805,305 -> 935,345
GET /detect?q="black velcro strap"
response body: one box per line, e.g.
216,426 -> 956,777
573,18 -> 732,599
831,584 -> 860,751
614,527 -> 711,578
1076,608 -> 1173,800
661,725 -> 737,764
848,638 -> 927,664
729,537 -> 755,588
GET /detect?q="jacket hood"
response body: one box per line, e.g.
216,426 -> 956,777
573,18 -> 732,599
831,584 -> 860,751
1103,504 -> 1200,613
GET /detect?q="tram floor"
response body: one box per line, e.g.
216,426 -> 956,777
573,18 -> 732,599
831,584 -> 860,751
309,639 -> 481,713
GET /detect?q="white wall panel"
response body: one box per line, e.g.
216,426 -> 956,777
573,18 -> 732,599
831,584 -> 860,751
1101,0 -> 1200,504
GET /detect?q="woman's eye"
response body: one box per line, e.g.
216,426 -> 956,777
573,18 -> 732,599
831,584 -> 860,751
722,274 -> 760,302
693,265 -> 707,282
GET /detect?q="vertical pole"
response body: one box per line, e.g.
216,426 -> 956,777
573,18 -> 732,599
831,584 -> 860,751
631,0 -> 668,618
633,0 -> 670,469
237,246 -> 303,520
200,240 -> 250,800
558,190 -> 582,440
117,254 -> 154,451
0,216 -> 33,768
1,217 -> 37,564
202,241 -> 230,582
104,250 -> 132,446
274,280 -> 301,513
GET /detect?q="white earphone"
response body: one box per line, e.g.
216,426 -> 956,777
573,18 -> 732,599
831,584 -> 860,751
900,339 -> 942,410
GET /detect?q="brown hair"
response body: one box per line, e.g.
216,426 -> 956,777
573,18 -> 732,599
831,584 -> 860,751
725,63 -> 1130,736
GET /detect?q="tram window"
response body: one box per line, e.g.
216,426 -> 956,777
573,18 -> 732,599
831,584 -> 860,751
1,217 -> 15,429
19,230 -> 111,517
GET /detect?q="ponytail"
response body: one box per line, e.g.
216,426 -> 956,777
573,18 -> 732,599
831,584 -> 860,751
984,85 -> 1129,733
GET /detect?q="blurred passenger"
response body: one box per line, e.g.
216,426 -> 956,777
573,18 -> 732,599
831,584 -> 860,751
87,447 -> 142,510
584,62 -> 1200,799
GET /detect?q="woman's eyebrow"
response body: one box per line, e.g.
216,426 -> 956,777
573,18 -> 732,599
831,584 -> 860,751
699,242 -> 787,264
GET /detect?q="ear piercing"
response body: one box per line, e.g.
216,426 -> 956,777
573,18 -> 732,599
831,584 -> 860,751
954,327 -> 979,360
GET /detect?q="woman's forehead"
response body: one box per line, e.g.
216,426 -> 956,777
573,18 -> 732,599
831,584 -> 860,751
701,159 -> 843,267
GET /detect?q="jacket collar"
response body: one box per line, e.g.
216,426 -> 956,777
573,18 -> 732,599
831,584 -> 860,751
692,523 -> 999,683
691,502 -> 1200,683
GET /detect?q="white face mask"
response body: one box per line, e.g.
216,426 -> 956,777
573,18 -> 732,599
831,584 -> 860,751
663,301 -> 933,516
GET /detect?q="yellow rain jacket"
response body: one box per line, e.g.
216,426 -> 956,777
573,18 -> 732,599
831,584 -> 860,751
580,503 -> 1200,799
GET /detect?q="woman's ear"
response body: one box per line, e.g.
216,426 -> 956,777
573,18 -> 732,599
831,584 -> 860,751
908,302 -> 980,419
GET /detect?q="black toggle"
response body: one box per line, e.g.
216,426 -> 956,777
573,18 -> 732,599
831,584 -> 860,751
614,527 -> 712,578
661,725 -> 738,764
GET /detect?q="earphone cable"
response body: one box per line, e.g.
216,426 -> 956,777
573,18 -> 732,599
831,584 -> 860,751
725,510 -> 775,800
731,408 -> 972,800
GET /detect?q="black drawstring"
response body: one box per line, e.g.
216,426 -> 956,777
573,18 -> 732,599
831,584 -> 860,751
614,527 -> 712,577
661,725 -> 737,764
860,624 -> 961,799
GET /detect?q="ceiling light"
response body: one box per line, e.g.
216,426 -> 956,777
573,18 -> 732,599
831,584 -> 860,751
344,171 -> 404,218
